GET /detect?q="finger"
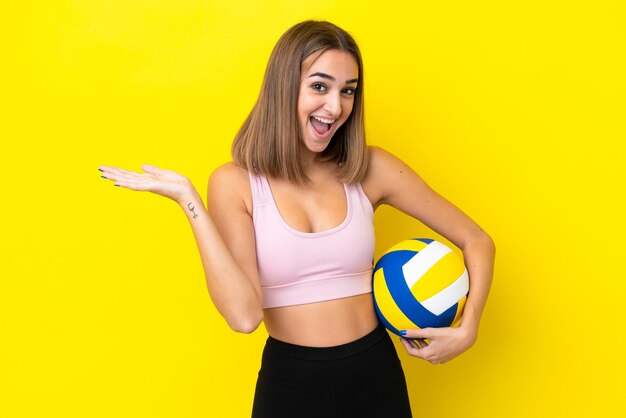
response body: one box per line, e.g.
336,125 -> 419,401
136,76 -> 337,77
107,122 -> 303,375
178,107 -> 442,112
405,337 -> 427,351
400,338 -> 426,358
414,338 -> 428,348
104,166 -> 143,178
100,172 -> 137,186
401,328 -> 435,340
400,337 -> 419,352
401,339 -> 441,363
98,165 -> 124,175
98,167 -> 130,181
406,338 -> 420,349
410,338 -> 428,349
100,167 -> 151,185
112,176 -> 154,191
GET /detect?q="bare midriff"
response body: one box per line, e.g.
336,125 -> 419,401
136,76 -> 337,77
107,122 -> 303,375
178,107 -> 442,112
262,293 -> 379,347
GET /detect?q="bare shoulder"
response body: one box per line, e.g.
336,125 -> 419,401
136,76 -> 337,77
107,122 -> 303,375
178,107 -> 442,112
209,161 -> 249,188
208,162 -> 252,214
367,145 -> 409,171
361,146 -> 413,208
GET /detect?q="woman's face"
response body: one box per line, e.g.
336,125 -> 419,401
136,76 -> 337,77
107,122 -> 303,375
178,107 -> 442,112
297,49 -> 359,156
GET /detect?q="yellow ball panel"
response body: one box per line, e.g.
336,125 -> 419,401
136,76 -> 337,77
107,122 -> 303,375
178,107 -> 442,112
451,295 -> 467,328
386,239 -> 429,254
409,251 -> 466,301
373,268 -> 420,331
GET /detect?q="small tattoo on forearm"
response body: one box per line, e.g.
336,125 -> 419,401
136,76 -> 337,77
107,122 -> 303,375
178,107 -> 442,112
187,202 -> 198,219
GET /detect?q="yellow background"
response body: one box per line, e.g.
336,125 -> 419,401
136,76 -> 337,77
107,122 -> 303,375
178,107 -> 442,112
1,0 -> 624,416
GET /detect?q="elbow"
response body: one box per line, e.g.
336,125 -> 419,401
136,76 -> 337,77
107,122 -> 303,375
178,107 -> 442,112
482,232 -> 496,254
231,319 -> 261,334
228,310 -> 263,334
466,229 -> 496,255
482,233 -> 496,260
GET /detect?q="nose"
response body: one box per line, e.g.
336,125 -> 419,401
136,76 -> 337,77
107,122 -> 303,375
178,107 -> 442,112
323,92 -> 342,117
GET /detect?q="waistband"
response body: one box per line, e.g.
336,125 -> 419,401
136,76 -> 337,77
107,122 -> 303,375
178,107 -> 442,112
265,322 -> 389,361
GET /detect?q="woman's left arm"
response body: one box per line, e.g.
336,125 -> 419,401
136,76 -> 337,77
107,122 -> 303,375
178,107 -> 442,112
363,146 -> 496,364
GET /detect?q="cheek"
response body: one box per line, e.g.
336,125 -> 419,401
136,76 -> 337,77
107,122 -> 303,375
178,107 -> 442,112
298,85 -> 319,108
342,100 -> 355,119
297,94 -> 315,116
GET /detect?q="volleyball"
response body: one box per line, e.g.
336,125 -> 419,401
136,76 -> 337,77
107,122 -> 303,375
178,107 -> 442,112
373,238 -> 469,336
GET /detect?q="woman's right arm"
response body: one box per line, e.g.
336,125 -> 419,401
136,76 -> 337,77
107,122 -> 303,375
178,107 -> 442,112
99,163 -> 263,333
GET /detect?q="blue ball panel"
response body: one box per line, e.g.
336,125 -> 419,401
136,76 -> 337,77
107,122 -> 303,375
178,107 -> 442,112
435,302 -> 458,327
374,250 -> 416,273
380,251 -> 443,328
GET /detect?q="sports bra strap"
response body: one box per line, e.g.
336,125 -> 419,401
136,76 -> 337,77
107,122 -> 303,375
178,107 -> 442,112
248,171 -> 271,208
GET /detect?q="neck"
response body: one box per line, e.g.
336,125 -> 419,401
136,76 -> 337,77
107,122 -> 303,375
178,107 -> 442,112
298,147 -> 320,172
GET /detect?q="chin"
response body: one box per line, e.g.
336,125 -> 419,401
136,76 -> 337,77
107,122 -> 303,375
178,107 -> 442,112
303,138 -> 333,154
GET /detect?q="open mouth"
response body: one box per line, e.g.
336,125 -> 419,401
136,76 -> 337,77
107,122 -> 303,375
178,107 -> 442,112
310,116 -> 335,136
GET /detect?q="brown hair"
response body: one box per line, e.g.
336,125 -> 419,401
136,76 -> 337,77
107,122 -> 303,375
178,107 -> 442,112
231,20 -> 367,184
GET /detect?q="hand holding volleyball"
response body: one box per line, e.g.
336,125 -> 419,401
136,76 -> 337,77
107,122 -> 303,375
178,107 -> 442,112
399,325 -> 477,364
372,238 -> 474,364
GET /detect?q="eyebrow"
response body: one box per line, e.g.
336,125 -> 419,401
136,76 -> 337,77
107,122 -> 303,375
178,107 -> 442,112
308,72 -> 358,84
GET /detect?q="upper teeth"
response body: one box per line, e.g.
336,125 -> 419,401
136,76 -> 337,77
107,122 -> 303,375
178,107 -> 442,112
312,116 -> 335,124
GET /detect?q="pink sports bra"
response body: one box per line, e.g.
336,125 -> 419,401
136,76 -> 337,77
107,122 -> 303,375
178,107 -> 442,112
249,172 -> 375,309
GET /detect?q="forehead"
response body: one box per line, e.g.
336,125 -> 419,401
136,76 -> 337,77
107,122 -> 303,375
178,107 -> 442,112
301,49 -> 359,80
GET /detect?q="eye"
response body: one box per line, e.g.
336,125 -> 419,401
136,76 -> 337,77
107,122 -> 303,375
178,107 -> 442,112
342,87 -> 357,96
311,82 -> 327,92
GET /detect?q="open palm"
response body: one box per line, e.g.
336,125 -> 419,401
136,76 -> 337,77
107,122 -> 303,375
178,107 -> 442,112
99,164 -> 194,203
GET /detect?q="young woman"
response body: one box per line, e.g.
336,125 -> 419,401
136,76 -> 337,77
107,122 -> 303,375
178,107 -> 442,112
99,20 -> 495,418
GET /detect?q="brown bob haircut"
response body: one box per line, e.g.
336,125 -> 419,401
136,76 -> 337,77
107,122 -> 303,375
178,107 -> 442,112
232,20 -> 367,184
